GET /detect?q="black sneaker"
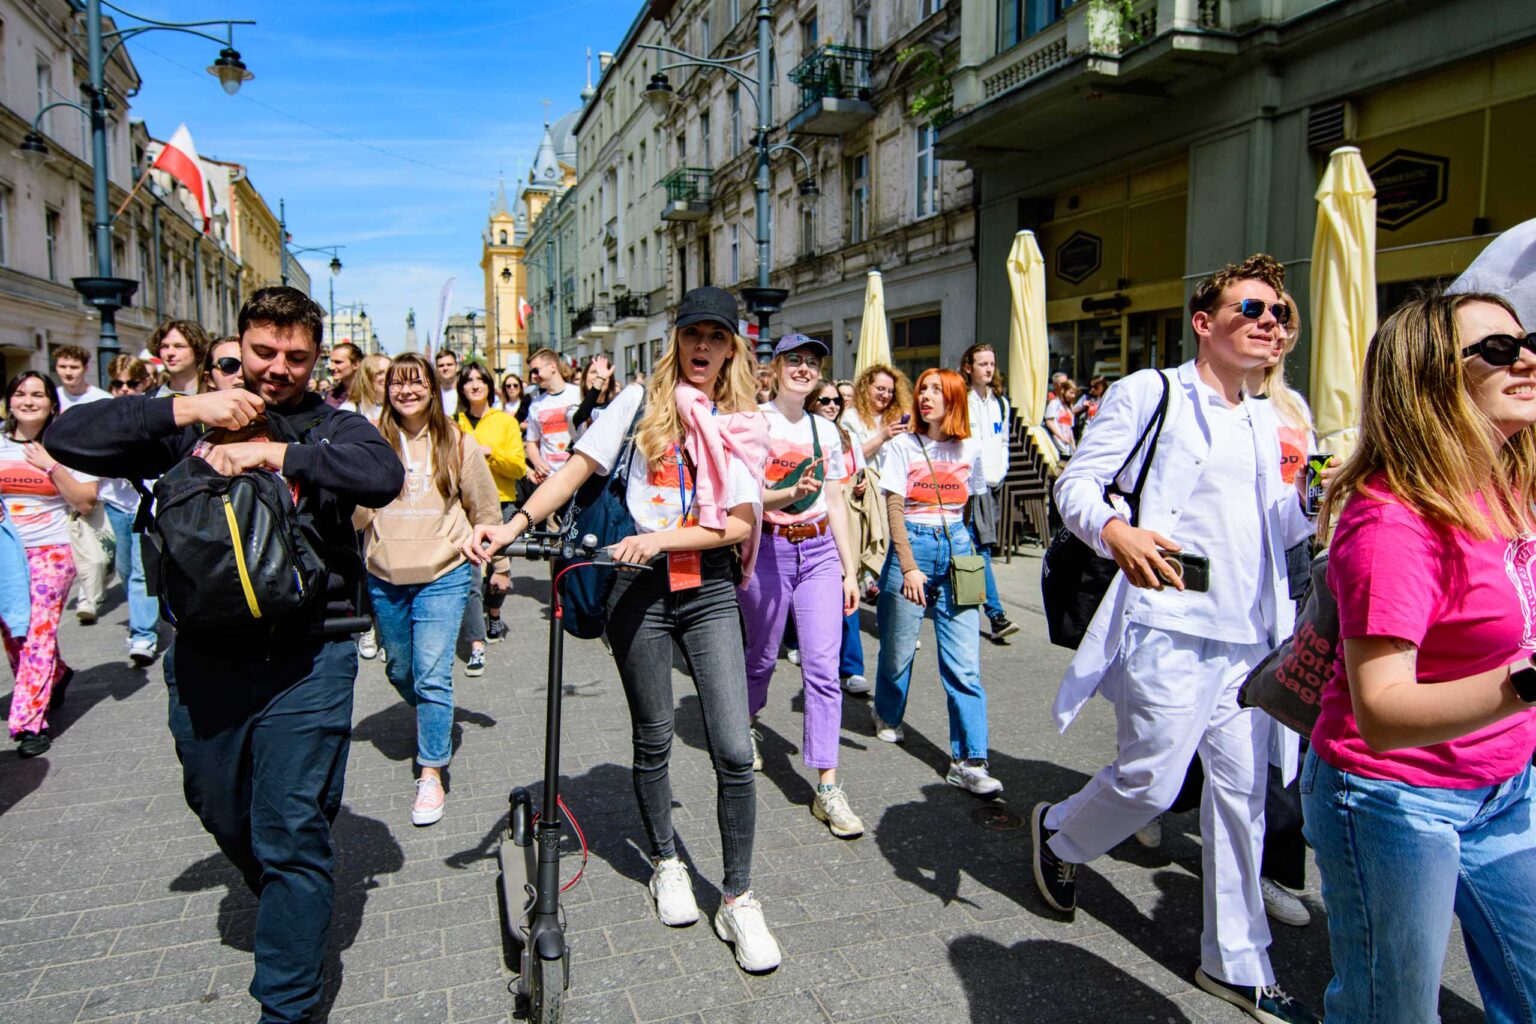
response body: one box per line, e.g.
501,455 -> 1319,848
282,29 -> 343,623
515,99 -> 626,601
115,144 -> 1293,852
465,648 -> 486,677
17,731 -> 52,758
47,668 -> 74,713
990,615 -> 1020,640
1194,968 -> 1321,1024
1031,802 -> 1077,913
486,618 -> 509,643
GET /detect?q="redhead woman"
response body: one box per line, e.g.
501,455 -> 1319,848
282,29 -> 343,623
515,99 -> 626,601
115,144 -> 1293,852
870,368 -> 1001,796
466,287 -> 780,972
740,336 -> 862,840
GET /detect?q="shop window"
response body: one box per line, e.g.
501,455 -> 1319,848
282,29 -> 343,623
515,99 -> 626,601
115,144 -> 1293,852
890,312 -> 941,383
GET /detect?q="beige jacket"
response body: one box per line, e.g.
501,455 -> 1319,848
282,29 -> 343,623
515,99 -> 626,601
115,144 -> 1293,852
355,426 -> 509,585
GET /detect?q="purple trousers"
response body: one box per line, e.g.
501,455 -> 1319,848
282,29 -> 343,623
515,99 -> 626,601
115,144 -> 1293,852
741,529 -> 845,770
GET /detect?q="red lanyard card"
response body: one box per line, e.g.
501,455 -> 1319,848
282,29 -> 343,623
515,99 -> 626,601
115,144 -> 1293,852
668,550 -> 702,591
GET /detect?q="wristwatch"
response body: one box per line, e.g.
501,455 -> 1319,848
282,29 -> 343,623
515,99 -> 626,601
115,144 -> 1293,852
1510,662 -> 1536,705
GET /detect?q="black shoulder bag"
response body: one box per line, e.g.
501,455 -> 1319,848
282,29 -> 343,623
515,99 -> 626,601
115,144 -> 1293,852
1041,372 -> 1170,649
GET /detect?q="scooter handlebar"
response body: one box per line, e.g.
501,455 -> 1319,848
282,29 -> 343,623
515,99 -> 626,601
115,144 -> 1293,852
492,531 -> 651,571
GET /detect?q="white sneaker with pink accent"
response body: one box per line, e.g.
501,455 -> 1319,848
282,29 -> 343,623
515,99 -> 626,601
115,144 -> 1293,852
412,776 -> 445,826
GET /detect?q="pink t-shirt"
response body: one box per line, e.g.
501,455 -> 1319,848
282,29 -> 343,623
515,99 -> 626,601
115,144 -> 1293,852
1312,484 -> 1536,788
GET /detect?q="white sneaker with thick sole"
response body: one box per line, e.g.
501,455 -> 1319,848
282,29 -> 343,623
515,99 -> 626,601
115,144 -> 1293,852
812,785 -> 865,839
411,776 -> 445,826
357,628 -> 378,660
786,648 -> 800,666
648,857 -> 699,927
1134,816 -> 1163,848
841,674 -> 870,695
946,759 -> 1004,796
714,892 -> 781,972
870,706 -> 904,744
1260,878 -> 1311,927
128,638 -> 157,667
749,723 -> 763,771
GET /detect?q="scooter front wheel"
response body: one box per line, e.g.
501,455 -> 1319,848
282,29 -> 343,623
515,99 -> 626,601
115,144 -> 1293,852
527,952 -> 566,1024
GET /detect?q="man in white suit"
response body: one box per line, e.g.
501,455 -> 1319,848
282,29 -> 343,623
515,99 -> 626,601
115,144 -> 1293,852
1032,254 -> 1320,1024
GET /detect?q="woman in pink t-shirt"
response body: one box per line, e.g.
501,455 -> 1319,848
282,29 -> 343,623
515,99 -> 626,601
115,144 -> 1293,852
1303,292 -> 1536,1023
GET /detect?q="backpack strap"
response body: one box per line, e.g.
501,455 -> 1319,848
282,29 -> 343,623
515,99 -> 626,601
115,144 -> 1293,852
1105,371 -> 1171,525
612,394 -> 647,485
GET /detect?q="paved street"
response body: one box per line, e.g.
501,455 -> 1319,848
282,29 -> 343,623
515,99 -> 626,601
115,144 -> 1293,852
0,551 -> 1485,1024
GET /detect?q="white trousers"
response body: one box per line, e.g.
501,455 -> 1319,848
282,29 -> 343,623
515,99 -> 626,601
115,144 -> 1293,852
1045,623 -> 1276,987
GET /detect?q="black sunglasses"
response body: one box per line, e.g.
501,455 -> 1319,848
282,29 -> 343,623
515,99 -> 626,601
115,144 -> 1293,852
1226,299 -> 1292,325
213,357 -> 241,375
1462,333 -> 1536,367
108,378 -> 142,391
815,396 -> 842,406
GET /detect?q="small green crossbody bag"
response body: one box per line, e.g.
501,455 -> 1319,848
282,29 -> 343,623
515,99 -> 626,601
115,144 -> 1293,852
918,436 -> 986,607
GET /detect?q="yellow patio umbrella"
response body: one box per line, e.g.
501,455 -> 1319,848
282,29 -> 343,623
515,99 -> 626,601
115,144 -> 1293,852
1006,231 -> 1058,467
854,269 -> 890,375
1309,145 -> 1377,457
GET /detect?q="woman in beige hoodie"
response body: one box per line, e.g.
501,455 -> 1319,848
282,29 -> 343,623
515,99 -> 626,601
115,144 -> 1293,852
357,352 -> 508,826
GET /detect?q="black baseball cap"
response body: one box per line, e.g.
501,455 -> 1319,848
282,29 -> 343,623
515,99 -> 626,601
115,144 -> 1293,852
675,286 -> 740,333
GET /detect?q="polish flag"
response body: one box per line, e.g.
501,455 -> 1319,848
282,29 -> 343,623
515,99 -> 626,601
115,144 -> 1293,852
152,123 -> 209,232
516,297 -> 532,330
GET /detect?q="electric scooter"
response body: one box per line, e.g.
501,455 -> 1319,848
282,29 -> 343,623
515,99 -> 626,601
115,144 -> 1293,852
496,529 -> 647,1024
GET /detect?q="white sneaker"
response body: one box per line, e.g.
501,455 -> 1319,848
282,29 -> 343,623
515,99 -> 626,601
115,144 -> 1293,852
812,784 -> 865,839
1260,877 -> 1311,927
841,674 -> 870,695
713,892 -> 781,972
357,628 -> 378,660
749,722 -> 763,772
648,857 -> 699,927
76,605 -> 97,624
411,776 -> 445,826
946,759 -> 1004,796
128,637 -> 157,667
870,705 -> 904,744
1134,816 -> 1163,848
786,648 -> 800,666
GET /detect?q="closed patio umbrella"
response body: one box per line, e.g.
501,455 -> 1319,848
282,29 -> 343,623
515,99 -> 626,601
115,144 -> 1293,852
1006,231 -> 1058,466
854,269 -> 890,375
1309,146 -> 1377,457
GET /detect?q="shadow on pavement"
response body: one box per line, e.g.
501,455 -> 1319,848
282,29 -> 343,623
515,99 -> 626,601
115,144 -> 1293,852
169,804 -> 404,1022
0,751 -> 48,817
949,934 -> 1189,1021
46,660 -> 155,740
351,701 -> 497,766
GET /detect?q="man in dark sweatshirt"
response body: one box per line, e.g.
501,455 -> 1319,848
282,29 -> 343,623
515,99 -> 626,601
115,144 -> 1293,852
46,287 -> 404,1024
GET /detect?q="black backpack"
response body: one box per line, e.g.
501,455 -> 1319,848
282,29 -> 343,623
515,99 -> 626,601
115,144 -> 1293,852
136,416 -> 329,632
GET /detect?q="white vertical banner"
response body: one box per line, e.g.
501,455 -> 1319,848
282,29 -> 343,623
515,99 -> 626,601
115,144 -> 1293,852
433,277 -> 456,354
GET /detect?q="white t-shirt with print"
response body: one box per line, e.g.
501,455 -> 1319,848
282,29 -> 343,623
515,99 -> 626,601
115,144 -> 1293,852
759,403 -> 844,527
0,435 -> 98,547
876,432 -> 983,527
527,386 -> 582,469
575,385 -> 760,534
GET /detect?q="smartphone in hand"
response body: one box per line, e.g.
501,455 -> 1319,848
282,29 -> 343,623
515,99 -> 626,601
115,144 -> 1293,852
1158,550 -> 1211,593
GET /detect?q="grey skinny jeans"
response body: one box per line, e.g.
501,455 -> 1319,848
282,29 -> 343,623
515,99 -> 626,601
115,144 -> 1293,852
605,550 -> 757,896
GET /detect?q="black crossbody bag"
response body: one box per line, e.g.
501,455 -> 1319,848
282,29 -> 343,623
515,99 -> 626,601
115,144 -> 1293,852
1041,372 -> 1170,649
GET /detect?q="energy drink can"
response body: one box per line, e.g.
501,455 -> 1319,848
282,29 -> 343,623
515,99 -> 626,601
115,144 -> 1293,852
1303,453 -> 1333,517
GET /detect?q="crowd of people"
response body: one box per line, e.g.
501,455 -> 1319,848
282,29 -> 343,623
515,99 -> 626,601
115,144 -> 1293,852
0,232 -> 1533,1024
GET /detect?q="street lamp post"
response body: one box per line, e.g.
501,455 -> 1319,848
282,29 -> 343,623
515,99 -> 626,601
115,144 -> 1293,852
15,1 -> 254,388
275,203 -> 344,344
640,0 -> 820,362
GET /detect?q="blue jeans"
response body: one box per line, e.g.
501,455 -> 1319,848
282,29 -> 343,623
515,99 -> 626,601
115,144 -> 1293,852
1301,749 -> 1536,1023
873,522 -> 988,761
368,562 -> 471,768
840,608 -> 864,678
104,504 -> 157,644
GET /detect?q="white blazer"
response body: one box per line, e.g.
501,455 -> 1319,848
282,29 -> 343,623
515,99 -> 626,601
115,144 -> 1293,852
1051,360 -> 1314,740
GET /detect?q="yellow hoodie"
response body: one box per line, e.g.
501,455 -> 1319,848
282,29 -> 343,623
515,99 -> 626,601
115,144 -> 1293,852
456,406 -> 527,504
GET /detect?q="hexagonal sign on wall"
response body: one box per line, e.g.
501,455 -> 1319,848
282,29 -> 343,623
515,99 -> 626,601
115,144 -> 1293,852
1368,149 -> 1450,231
1055,231 -> 1103,286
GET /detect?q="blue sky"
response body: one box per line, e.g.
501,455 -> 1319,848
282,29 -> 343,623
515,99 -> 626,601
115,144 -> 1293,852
126,0 -> 640,352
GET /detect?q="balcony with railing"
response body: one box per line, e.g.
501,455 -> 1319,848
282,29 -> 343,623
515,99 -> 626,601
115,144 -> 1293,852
659,167 -> 713,222
786,44 -> 876,136
614,290 -> 647,322
570,303 -> 616,336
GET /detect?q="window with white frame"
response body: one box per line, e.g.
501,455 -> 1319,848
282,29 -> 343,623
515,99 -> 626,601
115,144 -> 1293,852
44,207 -> 60,281
799,203 -> 815,258
700,14 -> 711,54
915,124 -> 939,218
729,223 -> 739,282
35,59 -> 52,134
921,0 -> 946,16
700,112 -> 711,166
848,154 -> 869,244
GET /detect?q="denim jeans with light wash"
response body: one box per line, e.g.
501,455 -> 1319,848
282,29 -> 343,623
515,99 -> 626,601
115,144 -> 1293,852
1301,748 -> 1536,1024
104,504 -> 158,645
368,562 -> 471,768
873,521 -> 989,761
605,550 -> 756,896
967,511 -> 1005,622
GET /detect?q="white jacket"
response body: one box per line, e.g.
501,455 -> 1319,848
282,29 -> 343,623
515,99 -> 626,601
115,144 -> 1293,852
1051,360 -> 1313,738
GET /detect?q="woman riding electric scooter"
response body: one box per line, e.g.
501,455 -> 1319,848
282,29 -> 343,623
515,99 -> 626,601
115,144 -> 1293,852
466,286 -> 780,973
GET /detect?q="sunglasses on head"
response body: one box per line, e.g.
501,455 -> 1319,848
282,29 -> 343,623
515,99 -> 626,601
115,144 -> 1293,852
1462,332 -> 1536,367
213,357 -> 241,375
108,378 -> 142,392
1226,298 -> 1292,325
